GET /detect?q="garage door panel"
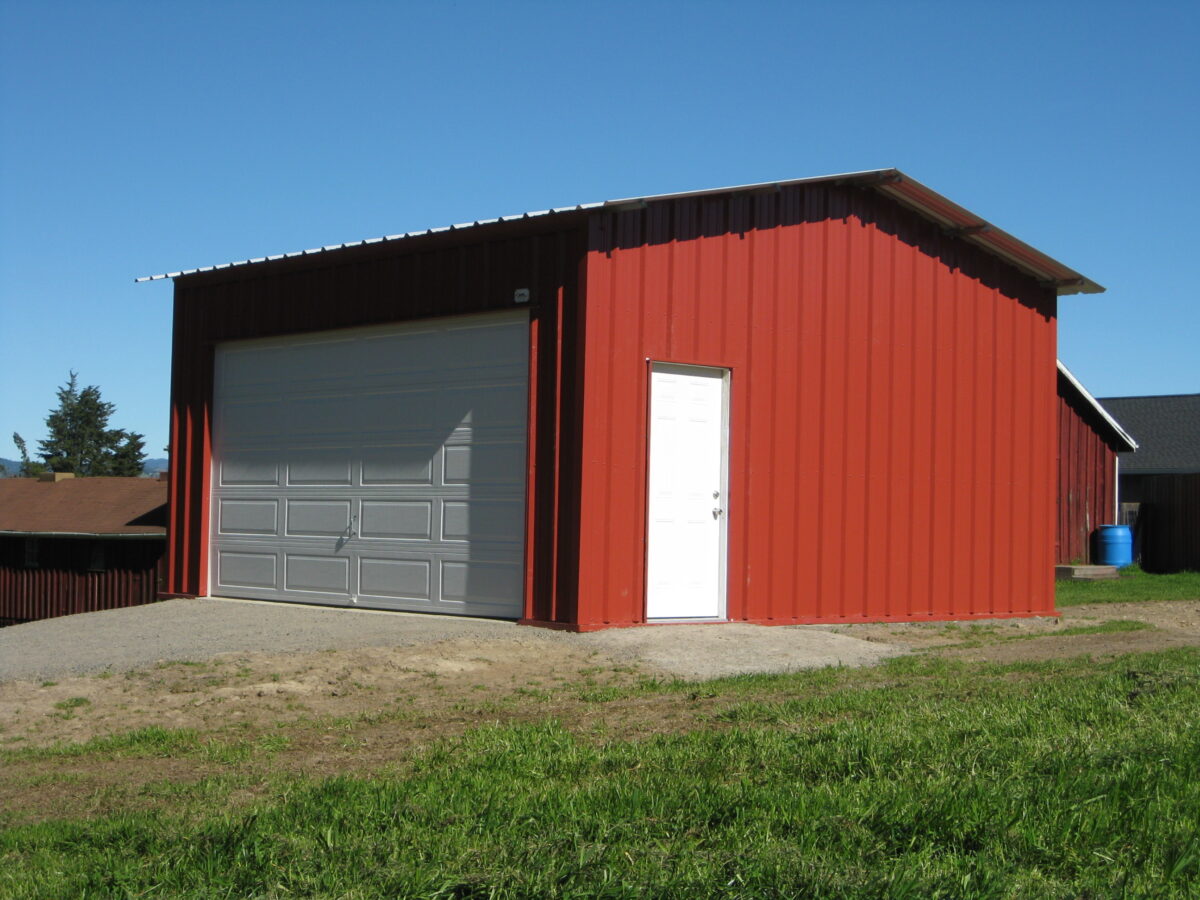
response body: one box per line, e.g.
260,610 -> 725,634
286,500 -> 351,537
441,499 -> 524,543
220,399 -> 286,438
211,311 -> 527,617
284,555 -> 351,594
217,551 -> 278,590
359,501 -> 433,540
358,330 -> 457,377
284,395 -> 360,436
358,557 -> 431,601
357,390 -> 441,431
443,442 -> 526,485
441,383 -> 526,431
446,320 -> 527,366
218,499 -> 279,536
220,452 -> 280,486
440,559 -> 522,608
287,449 -> 354,486
361,445 -> 435,485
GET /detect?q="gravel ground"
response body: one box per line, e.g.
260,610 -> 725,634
0,597 -> 902,683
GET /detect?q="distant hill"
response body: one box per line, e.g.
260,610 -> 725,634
0,457 -> 169,477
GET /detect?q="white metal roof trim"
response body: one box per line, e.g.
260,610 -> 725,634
1057,360 -> 1138,450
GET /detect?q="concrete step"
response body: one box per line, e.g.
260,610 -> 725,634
1055,564 -> 1120,581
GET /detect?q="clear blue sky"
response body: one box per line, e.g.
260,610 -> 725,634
2,1 -> 1197,463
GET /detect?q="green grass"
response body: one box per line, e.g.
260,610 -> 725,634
3,649 -> 1199,898
1056,564 -> 1200,607
1,725 -> 292,767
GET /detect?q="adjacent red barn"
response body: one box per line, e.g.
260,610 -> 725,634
1055,361 -> 1137,565
146,169 -> 1101,630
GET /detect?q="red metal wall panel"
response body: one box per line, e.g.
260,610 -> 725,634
1056,371 -> 1119,564
573,183 -> 1059,627
166,226 -> 586,624
0,537 -> 166,625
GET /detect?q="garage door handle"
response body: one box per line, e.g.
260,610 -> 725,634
349,514 -> 358,538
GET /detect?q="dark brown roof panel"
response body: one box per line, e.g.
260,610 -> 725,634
0,477 -> 167,536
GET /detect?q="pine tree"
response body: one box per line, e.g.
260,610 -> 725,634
17,372 -> 148,476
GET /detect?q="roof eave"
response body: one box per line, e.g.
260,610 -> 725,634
1057,360 -> 1138,451
137,168 -> 1102,295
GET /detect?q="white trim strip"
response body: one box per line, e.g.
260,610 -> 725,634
1058,359 -> 1138,451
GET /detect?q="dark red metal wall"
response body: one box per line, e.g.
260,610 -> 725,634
166,224 -> 586,618
1121,474 -> 1200,572
573,183 -> 1059,627
0,537 -> 165,625
1056,371 -> 1119,564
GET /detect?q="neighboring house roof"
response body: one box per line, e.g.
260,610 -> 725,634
0,477 -> 167,537
1057,360 -> 1138,452
137,168 -> 1102,296
1097,394 -> 1200,475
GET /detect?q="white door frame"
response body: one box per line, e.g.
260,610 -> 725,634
644,361 -> 730,621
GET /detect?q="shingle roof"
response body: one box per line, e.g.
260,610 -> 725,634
0,477 -> 167,536
1096,394 -> 1200,475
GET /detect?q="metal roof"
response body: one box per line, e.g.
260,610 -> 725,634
1057,360 -> 1138,452
137,169 -> 1102,295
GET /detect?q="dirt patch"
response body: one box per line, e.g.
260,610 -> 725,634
0,639 -> 649,750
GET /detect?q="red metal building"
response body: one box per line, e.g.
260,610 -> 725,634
147,170 -> 1101,629
0,475 -> 167,625
1055,361 -> 1137,564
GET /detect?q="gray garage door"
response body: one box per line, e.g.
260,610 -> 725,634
209,310 -> 528,618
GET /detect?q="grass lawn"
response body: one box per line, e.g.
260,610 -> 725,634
3,648 -> 1199,898
1056,564 -> 1200,608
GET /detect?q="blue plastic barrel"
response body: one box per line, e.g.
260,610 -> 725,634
1094,525 -> 1133,567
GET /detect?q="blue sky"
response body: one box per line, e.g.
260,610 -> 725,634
2,1 -> 1197,462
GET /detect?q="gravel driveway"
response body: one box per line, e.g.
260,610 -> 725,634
0,597 -> 902,683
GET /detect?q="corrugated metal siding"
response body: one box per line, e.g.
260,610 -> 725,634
1120,474 -> 1200,572
575,183 -> 1059,626
166,226 -> 586,622
0,537 -> 166,625
1056,371 -> 1119,564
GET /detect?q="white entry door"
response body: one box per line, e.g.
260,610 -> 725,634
645,363 -> 729,620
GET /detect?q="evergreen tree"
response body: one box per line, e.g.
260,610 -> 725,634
17,372 -> 148,476
109,430 -> 147,477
